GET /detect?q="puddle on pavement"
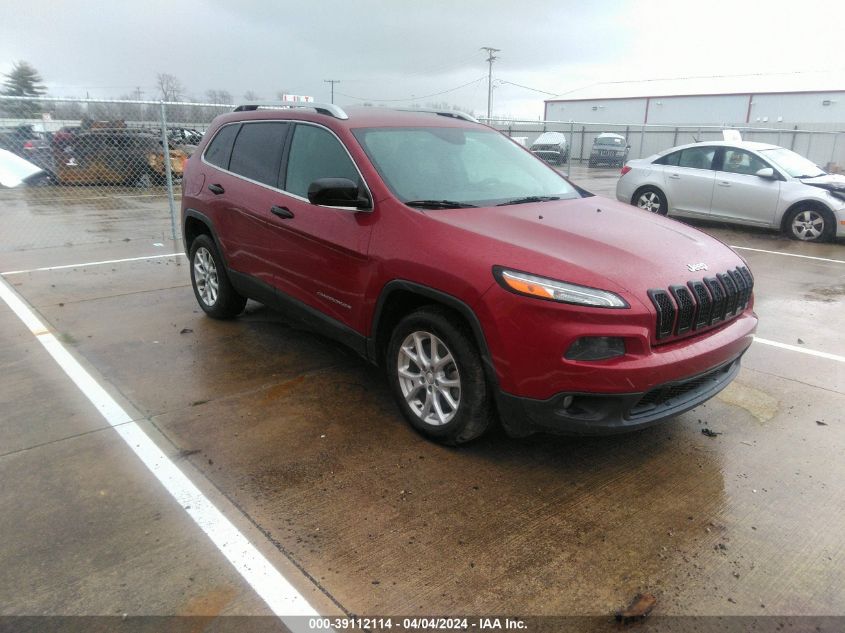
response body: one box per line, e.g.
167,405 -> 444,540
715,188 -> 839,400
716,381 -> 779,422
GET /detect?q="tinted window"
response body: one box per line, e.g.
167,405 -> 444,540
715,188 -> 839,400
678,146 -> 716,170
204,124 -> 239,169
720,148 -> 768,175
655,151 -> 680,166
285,124 -> 359,198
229,122 -> 289,186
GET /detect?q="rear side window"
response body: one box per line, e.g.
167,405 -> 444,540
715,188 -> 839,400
678,146 -> 716,169
229,122 -> 289,186
655,151 -> 681,166
285,124 -> 359,198
204,124 -> 239,169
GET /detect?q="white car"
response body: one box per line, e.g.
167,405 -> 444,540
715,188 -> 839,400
616,141 -> 845,242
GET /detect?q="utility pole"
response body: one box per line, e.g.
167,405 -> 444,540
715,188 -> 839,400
481,47 -> 500,121
323,79 -> 340,104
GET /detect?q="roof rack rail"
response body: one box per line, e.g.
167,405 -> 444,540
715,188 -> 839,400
393,108 -> 479,123
232,101 -> 348,120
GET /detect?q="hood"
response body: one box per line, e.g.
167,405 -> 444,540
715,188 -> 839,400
800,173 -> 845,201
428,196 -> 743,302
531,131 -> 567,147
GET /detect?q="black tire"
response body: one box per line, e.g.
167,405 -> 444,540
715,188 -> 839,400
386,306 -> 493,445
189,234 -> 246,319
632,186 -> 668,216
588,157 -> 596,168
783,204 -> 834,243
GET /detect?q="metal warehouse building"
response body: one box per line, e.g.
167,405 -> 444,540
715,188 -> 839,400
544,72 -> 845,127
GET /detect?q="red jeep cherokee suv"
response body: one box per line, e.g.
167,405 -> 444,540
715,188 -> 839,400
181,102 -> 757,444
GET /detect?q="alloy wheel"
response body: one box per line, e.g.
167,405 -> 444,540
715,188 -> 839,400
397,331 -> 461,426
637,191 -> 661,213
791,209 -> 825,241
193,246 -> 219,306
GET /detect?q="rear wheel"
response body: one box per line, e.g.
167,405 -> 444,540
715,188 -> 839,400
386,307 -> 493,445
785,205 -> 833,242
189,234 -> 246,319
634,186 -> 668,216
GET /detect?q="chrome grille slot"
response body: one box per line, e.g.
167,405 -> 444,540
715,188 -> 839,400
648,289 -> 676,340
688,280 -> 712,329
718,272 -> 739,317
704,277 -> 727,324
670,285 -> 695,335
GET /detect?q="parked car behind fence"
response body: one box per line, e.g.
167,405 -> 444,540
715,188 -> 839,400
54,129 -> 187,187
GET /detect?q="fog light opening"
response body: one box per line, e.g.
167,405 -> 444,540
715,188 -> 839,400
562,395 -> 574,409
564,336 -> 626,361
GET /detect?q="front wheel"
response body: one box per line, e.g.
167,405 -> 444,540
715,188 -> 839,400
634,186 -> 668,216
386,307 -> 493,445
785,206 -> 833,242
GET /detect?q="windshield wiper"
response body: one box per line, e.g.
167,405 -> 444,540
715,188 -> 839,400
404,199 -> 478,209
496,195 -> 560,206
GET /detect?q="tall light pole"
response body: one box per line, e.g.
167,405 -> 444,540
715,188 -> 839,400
481,47 -> 500,121
323,79 -> 340,104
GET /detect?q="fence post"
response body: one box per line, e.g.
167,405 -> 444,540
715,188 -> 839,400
568,121 -> 573,177
638,125 -> 645,159
159,100 -> 178,242
578,125 -> 587,165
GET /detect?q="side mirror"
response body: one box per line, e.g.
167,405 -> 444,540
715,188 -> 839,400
755,167 -> 776,179
307,177 -> 371,210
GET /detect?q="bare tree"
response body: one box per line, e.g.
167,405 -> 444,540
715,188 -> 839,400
205,89 -> 232,104
243,90 -> 260,101
156,73 -> 184,102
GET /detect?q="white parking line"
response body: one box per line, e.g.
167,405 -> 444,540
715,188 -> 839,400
0,276 -> 326,627
731,245 -> 845,265
1,253 -> 186,276
754,337 -> 845,364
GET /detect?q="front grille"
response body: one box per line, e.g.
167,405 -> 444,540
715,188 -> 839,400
648,266 -> 753,340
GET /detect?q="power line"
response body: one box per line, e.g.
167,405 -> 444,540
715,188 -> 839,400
495,78 -> 557,96
335,76 -> 487,103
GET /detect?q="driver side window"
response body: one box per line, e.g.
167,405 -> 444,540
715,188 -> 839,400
284,124 -> 359,198
720,148 -> 768,176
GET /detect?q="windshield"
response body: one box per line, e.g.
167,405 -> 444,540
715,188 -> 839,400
759,147 -> 825,178
353,127 -> 580,206
595,136 -> 624,146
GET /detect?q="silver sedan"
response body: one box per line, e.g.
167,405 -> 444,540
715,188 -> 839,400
616,141 -> 845,242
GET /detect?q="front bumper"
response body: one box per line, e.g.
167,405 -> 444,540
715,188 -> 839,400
496,351 -> 745,437
532,150 -> 563,162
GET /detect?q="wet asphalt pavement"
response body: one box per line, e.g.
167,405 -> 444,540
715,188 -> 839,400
0,167 -> 843,622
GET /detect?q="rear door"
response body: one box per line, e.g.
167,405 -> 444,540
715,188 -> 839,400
661,145 -> 717,216
215,121 -> 291,287
710,147 -> 781,226
269,122 -> 374,332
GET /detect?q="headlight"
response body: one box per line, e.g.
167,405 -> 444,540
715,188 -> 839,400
494,267 -> 628,308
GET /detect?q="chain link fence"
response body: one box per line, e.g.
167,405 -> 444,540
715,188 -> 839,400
2,95 -> 844,254
0,95 -> 231,253
483,118 -> 845,179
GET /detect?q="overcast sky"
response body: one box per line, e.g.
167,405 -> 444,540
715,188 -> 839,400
2,0 -> 844,119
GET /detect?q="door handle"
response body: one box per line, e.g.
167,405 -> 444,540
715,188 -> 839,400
718,181 -> 731,187
270,205 -> 294,219
668,173 -> 680,179
208,183 -> 225,195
